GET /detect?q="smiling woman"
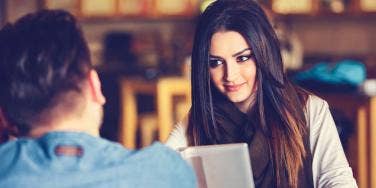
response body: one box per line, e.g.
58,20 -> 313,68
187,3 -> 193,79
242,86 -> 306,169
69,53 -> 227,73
209,31 -> 257,113
166,0 -> 358,188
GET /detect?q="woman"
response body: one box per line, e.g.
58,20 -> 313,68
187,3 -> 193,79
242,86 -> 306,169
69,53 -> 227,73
166,0 -> 357,187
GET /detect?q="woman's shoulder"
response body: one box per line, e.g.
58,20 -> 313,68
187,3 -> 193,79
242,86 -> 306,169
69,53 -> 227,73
305,95 -> 358,187
171,121 -> 187,136
306,94 -> 328,109
165,118 -> 189,150
172,116 -> 189,135
305,94 -> 329,118
305,94 -> 332,135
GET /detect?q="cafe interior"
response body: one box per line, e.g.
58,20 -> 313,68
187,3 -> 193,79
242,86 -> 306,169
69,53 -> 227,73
1,0 -> 376,187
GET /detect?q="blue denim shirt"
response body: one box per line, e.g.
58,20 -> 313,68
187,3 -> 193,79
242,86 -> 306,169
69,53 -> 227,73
0,132 -> 197,188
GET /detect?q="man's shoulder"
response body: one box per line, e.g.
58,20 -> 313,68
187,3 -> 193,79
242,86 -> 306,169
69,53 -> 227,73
116,142 -> 196,187
90,140 -> 194,177
0,139 -> 30,162
0,139 -> 196,188
121,142 -> 188,167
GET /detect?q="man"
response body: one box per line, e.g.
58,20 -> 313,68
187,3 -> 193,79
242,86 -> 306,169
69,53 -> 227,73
0,10 -> 196,188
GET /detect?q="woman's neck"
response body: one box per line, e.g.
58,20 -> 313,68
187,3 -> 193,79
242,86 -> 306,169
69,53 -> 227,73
234,92 -> 256,113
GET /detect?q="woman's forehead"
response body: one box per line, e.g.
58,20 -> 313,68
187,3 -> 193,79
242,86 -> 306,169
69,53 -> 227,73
209,31 -> 251,55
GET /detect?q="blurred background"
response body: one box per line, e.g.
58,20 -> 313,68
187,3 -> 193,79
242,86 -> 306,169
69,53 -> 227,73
1,0 -> 376,187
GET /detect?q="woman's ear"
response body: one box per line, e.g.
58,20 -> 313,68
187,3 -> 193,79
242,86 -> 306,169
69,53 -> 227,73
87,70 -> 106,105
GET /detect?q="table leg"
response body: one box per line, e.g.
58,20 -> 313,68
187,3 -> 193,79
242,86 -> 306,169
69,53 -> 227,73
120,81 -> 137,149
357,105 -> 368,188
370,97 -> 376,188
157,82 -> 174,142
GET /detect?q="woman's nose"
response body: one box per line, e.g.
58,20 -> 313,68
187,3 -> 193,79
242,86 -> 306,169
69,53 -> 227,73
224,61 -> 240,82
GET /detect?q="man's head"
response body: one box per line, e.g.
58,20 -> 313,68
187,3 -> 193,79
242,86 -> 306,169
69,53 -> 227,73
0,10 -> 105,136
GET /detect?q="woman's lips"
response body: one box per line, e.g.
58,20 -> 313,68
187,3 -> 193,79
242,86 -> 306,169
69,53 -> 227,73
224,83 -> 246,92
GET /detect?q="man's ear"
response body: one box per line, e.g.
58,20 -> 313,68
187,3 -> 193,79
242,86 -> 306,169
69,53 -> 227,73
87,70 -> 106,105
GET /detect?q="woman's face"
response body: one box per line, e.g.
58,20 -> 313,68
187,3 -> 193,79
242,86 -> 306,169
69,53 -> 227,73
209,31 -> 257,112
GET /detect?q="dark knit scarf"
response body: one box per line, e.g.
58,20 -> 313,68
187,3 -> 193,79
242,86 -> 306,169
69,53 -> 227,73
212,98 -> 313,188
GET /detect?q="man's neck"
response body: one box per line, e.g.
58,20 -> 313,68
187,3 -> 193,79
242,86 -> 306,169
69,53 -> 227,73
28,118 -> 99,138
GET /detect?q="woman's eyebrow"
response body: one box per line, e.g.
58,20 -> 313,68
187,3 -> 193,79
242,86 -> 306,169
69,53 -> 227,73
209,55 -> 223,59
232,48 -> 251,57
209,48 -> 251,59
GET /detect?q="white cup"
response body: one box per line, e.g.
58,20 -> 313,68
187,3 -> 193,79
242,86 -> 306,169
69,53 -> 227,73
360,79 -> 376,96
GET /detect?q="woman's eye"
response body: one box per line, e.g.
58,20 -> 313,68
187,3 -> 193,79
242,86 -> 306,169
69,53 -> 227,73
236,55 -> 251,63
209,59 -> 223,68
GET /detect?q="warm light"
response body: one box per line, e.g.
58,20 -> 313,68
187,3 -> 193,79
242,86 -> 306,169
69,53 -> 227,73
272,0 -> 312,14
330,0 -> 345,13
156,0 -> 188,14
81,0 -> 116,16
200,0 -> 216,12
360,0 -> 376,12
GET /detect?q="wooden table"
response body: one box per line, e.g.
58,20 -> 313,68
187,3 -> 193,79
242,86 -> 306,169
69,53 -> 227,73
315,93 -> 376,188
119,77 -> 191,149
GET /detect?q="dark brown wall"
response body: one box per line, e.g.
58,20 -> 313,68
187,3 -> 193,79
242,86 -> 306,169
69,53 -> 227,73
0,0 -> 5,27
291,16 -> 376,56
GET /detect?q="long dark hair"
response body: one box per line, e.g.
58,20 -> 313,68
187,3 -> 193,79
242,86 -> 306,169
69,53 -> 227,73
0,10 -> 91,136
187,1 -> 309,187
